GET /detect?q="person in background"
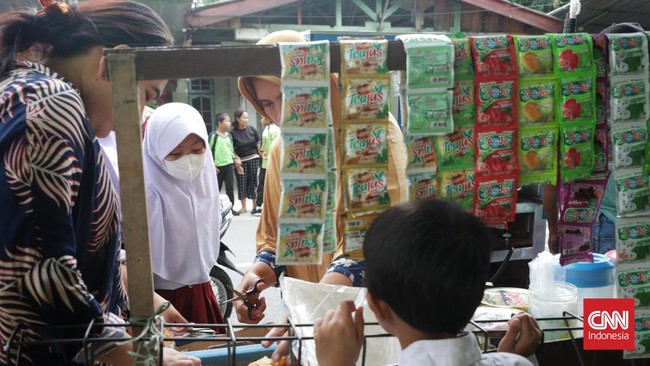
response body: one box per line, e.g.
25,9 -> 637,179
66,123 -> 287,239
234,30 -> 408,325
231,109 -> 261,214
252,115 -> 281,216
314,199 -> 542,366
0,0 -> 199,364
143,102 -> 224,326
542,22 -> 644,255
209,112 -> 238,214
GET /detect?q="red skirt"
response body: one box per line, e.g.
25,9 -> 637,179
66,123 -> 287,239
157,281 -> 225,333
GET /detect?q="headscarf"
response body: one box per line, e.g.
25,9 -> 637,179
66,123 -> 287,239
142,102 -> 220,289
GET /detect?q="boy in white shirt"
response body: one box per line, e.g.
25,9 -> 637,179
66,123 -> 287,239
314,199 -> 541,366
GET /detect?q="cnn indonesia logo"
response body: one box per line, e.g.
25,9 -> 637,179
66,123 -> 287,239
584,298 -> 635,350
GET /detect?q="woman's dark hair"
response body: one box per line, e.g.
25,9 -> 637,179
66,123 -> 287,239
363,199 -> 491,335
0,0 -> 173,76
216,112 -> 230,125
232,109 -> 246,129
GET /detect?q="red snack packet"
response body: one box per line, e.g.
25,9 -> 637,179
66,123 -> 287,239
470,35 -> 517,79
476,79 -> 518,128
474,174 -> 518,226
475,128 -> 518,176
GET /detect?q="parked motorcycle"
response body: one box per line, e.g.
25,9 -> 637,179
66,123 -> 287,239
210,194 -> 243,320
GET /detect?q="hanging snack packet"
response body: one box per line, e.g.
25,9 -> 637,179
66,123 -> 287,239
399,34 -> 454,90
279,41 -> 330,82
558,222 -> 594,265
470,35 -> 517,79
280,178 -> 326,220
340,38 -> 388,75
518,126 -> 557,185
595,79 -> 607,126
475,128 -> 518,176
276,222 -> 323,265
343,122 -> 388,165
614,167 -> 650,217
611,121 -> 648,169
517,78 -> 555,126
476,79 -> 517,128
618,267 -> 650,308
342,77 -> 390,121
625,310 -> 650,359
557,73 -> 596,124
593,124 -> 609,173
326,171 -> 337,211
558,177 -> 607,225
474,175 -> 517,226
408,170 -> 437,201
609,77 -> 649,124
281,132 -> 327,175
548,33 -> 594,73
591,33 -> 608,78
343,214 -> 376,259
434,125 -> 475,171
451,35 -> 474,79
616,218 -> 650,264
453,79 -> 475,123
514,35 -> 553,76
608,33 -> 649,75
281,85 -> 331,129
406,91 -> 453,135
344,167 -> 391,216
322,212 -> 337,254
438,169 -> 475,211
405,134 -> 437,170
559,122 -> 595,182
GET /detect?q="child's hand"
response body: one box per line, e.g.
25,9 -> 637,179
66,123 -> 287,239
314,300 -> 364,366
497,312 -> 542,357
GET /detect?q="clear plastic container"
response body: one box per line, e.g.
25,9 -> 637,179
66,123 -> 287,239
528,282 -> 578,342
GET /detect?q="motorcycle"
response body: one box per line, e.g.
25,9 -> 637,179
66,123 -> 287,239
210,194 -> 243,320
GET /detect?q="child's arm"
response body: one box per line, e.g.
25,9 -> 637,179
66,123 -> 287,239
314,300 -> 365,366
497,312 -> 542,357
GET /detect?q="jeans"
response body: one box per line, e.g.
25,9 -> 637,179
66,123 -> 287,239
592,213 -> 615,254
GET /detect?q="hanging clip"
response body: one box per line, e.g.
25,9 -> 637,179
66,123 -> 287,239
37,0 -> 71,16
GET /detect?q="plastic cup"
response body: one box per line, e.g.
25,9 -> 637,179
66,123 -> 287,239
528,282 -> 578,342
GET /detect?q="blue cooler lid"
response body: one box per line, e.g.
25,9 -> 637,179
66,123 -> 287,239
564,253 -> 614,288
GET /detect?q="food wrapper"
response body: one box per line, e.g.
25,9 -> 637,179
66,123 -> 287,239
618,267 -> 650,308
475,128 -> 518,176
608,33 -> 649,76
558,222 -> 594,266
452,78 -> 475,124
624,309 -> 650,359
615,218 -> 650,264
398,34 -> 454,90
591,33 -> 608,78
340,38 -> 388,75
557,73 -> 596,124
611,121 -> 648,169
343,122 -> 389,165
326,171 -> 337,211
276,222 -> 324,265
322,211 -> 337,254
474,175 -> 518,225
593,124 -> 609,174
343,214 -> 377,257
514,35 -> 553,76
280,178 -> 326,220
451,35 -> 474,79
476,79 -> 517,128
407,170 -> 437,201
558,177 -> 607,225
281,85 -> 331,129
344,167 -> 391,216
279,41 -> 330,82
548,33 -> 594,73
517,77 -> 556,126
405,134 -> 437,170
559,122 -> 595,183
342,77 -> 390,121
438,169 -> 475,212
434,125 -> 475,171
614,167 -> 650,217
405,91 -> 453,135
281,132 -> 327,175
470,35 -> 517,79
595,78 -> 607,126
518,126 -> 557,186
609,77 -> 650,124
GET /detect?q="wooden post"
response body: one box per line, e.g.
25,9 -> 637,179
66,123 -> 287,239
106,51 -> 156,364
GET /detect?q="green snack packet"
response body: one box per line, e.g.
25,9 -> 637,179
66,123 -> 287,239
611,121 -> 648,169
609,77 -> 649,124
408,170 -> 437,201
452,79 -> 475,124
614,167 -> 650,216
438,169 -> 475,211
616,218 -> 650,264
548,33 -> 594,73
608,33 -> 649,75
451,36 -> 474,79
406,91 -> 453,135
434,125 -> 475,171
514,35 -> 553,76
618,268 -> 650,308
322,212 -> 337,254
557,73 -> 596,124
518,126 -> 557,186
280,178 -> 327,220
559,122 -> 595,182
277,222 -> 324,265
624,309 -> 650,359
403,37 -> 454,89
518,77 -> 556,126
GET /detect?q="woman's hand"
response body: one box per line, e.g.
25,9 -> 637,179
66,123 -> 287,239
162,348 -> 201,365
233,276 -> 268,323
497,312 -> 542,357
314,301 -> 365,366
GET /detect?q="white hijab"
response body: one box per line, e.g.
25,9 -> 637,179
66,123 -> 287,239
143,103 -> 220,289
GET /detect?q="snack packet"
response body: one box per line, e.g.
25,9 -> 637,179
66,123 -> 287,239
474,175 -> 518,226
611,121 -> 648,169
557,73 -> 596,124
476,79 -> 517,128
475,128 -> 518,176
343,122 -> 389,165
608,33 -> 649,75
281,85 -> 331,129
591,33 -> 608,78
342,77 -> 391,121
340,38 -> 388,75
618,267 -> 650,308
518,126 -> 557,185
398,34 -> 454,90
517,77 -> 556,126
593,124 -> 609,173
452,78 -> 475,123
548,33 -> 594,73
557,222 -> 594,266
322,212 -> 337,254
407,170 -> 437,201
558,177 -> 607,225
438,169 -> 475,211
281,132 -> 327,175
559,122 -> 595,182
280,178 -> 327,220
614,167 -> 650,217
616,218 -> 650,264
344,168 -> 391,216
470,35 -> 517,79
451,35 -> 474,79
405,134 -> 437,170
514,35 -> 553,76
279,41 -> 330,82
595,79 -> 607,126
343,214 -> 377,259
276,222 -> 324,265
609,77 -> 649,124
434,125 -> 475,171
405,91 -> 453,135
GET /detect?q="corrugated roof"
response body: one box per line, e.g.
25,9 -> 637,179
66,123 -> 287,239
549,0 -> 650,33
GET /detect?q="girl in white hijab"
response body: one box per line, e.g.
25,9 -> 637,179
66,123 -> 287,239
143,102 -> 224,326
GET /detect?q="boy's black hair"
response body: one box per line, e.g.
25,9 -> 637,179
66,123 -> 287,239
216,112 -> 230,125
363,199 -> 491,335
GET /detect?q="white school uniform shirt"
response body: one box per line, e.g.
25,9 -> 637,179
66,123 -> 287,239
399,332 -> 534,366
143,103 -> 221,290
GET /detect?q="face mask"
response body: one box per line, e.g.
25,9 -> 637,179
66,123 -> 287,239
162,153 -> 205,181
